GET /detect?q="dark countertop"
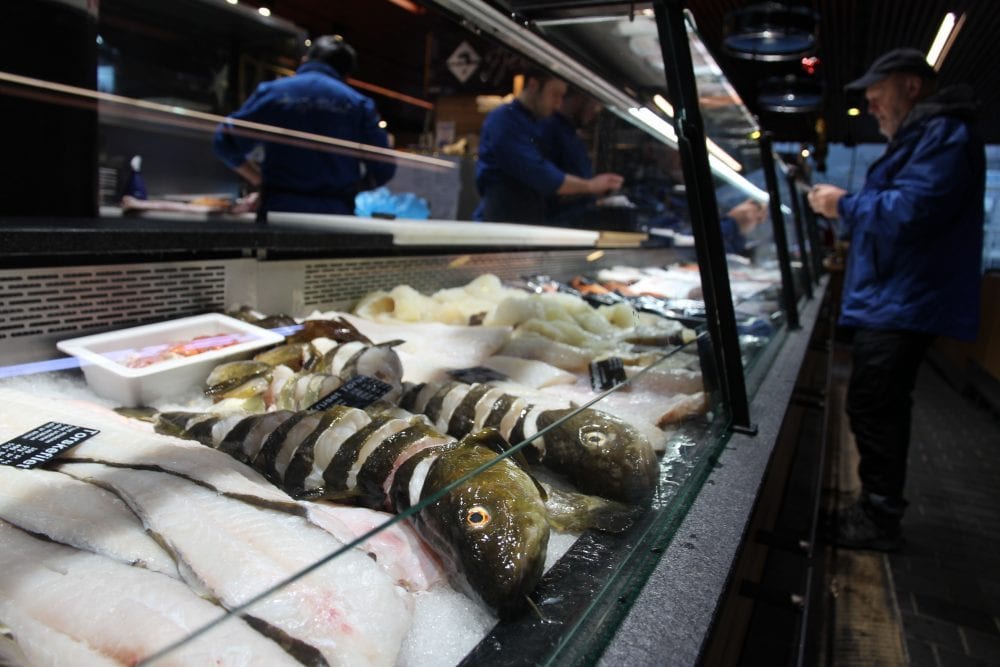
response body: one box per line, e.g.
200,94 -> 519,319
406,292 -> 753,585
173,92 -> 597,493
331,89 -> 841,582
0,217 -> 395,267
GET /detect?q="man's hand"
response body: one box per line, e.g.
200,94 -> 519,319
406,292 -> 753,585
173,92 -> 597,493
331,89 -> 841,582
807,184 -> 847,219
587,173 -> 624,195
726,198 -> 766,234
233,161 -> 263,189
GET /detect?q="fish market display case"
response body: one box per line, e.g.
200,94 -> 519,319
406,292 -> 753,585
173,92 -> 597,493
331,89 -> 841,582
0,1 -> 833,665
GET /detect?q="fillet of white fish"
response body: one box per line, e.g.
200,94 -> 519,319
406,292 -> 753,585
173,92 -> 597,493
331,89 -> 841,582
0,466 -> 178,578
0,519 -> 300,666
59,462 -> 411,667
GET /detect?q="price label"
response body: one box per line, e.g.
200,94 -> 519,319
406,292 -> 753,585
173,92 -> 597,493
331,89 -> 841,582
1,422 -> 100,469
308,375 -> 393,411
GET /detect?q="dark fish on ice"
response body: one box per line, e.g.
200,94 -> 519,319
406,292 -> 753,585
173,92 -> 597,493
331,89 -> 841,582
154,407 -> 549,618
400,381 -> 658,505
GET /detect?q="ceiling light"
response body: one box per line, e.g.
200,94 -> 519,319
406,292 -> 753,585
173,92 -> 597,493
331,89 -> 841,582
378,120 -> 387,129
653,93 -> 674,117
387,0 -> 424,13
800,148 -> 810,158
723,2 -> 818,62
258,7 -> 271,17
927,12 -> 965,70
226,0 -> 238,5
847,107 -> 861,117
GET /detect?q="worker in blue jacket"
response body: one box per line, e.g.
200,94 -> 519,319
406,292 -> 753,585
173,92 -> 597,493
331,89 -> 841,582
213,35 -> 395,215
474,68 -> 623,224
808,48 -> 985,551
538,88 -> 599,223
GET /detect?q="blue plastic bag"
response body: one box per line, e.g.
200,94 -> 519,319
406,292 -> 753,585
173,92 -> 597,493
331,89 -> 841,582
354,187 -> 430,220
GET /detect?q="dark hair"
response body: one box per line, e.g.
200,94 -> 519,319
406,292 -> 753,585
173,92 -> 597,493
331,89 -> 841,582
307,35 -> 357,77
521,65 -> 557,86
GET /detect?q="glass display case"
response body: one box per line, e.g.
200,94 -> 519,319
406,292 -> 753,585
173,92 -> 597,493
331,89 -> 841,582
0,1 -> 829,665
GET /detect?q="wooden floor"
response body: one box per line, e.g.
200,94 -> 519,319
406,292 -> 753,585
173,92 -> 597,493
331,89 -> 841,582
817,345 -> 1000,666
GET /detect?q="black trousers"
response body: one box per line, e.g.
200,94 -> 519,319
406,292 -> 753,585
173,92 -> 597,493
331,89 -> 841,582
846,328 -> 934,504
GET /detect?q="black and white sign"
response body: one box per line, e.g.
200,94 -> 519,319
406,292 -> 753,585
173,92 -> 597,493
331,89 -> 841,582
446,41 -> 481,84
1,422 -> 100,469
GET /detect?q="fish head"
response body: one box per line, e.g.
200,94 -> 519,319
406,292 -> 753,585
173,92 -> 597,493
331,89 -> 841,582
417,443 -> 550,618
535,408 -> 658,505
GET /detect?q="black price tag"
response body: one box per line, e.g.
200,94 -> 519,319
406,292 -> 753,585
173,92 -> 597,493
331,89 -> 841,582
1,422 -> 100,469
447,366 -> 509,384
308,375 -> 393,411
590,357 -> 628,392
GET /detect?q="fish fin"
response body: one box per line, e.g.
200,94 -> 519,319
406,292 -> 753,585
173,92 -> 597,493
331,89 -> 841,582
542,484 -> 643,534
113,406 -> 158,422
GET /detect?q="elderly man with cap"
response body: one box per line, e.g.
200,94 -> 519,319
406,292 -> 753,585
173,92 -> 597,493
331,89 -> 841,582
808,48 -> 985,551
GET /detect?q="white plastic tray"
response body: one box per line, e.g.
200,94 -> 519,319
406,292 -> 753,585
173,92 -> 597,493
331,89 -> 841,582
56,313 -> 285,406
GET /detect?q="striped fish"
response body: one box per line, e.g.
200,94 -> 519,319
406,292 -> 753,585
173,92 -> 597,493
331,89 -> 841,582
154,407 -> 549,617
399,381 -> 658,505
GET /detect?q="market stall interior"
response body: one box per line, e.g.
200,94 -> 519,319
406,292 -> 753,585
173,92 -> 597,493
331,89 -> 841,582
11,0 -> 993,665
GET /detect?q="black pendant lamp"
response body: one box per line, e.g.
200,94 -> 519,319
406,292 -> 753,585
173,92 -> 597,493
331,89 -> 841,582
723,2 -> 819,62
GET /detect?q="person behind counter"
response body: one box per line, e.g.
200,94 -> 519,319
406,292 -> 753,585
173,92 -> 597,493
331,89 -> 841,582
807,47 -> 985,551
474,68 -> 624,224
538,88 -> 601,224
719,198 -> 767,256
213,35 -> 395,215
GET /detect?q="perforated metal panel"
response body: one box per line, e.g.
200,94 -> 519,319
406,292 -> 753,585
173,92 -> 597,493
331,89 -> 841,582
0,249 -> 678,364
0,260 -> 256,365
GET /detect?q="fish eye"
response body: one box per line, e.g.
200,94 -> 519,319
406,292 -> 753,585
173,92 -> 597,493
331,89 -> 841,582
580,427 -> 609,448
466,505 -> 491,527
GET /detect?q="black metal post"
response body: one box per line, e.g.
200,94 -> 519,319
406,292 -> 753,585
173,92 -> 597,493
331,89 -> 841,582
801,191 -> 826,280
654,0 -> 754,434
785,170 -> 813,299
759,133 -> 800,329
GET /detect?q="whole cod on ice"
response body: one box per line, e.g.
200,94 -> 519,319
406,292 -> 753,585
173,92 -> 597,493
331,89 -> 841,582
155,405 -> 551,618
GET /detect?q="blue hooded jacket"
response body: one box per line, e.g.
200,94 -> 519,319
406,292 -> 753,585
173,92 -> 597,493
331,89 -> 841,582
474,100 -> 566,223
214,61 -> 395,214
837,85 -> 985,340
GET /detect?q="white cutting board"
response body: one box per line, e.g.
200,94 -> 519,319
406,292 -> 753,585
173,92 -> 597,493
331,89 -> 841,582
267,212 -> 600,247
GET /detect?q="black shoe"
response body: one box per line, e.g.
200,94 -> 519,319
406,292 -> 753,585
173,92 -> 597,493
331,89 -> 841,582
831,500 -> 902,552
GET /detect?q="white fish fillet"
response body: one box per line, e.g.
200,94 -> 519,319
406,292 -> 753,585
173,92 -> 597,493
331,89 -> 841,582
0,519 -> 300,666
0,466 -> 178,578
304,503 -> 446,592
58,462 -> 411,667
482,355 -> 576,389
0,387 -> 298,512
330,313 -> 513,384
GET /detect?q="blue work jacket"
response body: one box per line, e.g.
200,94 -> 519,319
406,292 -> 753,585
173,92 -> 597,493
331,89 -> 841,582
214,61 -> 395,214
837,85 -> 985,340
474,100 -> 566,223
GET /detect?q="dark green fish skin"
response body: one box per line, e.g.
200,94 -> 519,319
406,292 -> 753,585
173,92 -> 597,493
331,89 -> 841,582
535,408 -> 658,506
403,381 -> 659,506
397,441 -> 550,619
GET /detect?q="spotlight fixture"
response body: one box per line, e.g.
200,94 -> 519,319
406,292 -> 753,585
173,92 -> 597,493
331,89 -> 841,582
756,75 -> 823,113
723,2 -> 819,62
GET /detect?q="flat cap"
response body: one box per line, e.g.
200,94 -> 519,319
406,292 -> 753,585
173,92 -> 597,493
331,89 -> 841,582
845,47 -> 937,91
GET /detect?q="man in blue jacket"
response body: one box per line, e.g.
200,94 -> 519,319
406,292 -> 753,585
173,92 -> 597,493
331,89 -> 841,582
214,35 -> 395,215
474,68 -> 624,224
808,48 -> 985,551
